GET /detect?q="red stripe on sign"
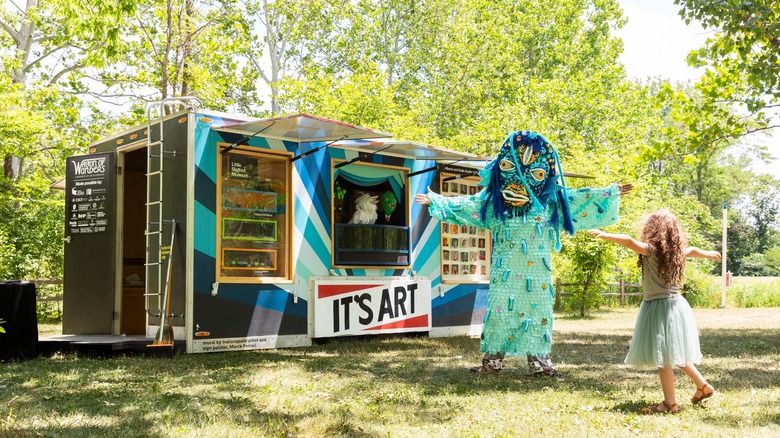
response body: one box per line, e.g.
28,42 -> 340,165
317,284 -> 382,299
362,314 -> 429,331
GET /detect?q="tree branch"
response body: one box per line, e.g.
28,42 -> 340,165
24,43 -> 70,72
49,62 -> 85,85
0,18 -> 20,43
250,56 -> 271,83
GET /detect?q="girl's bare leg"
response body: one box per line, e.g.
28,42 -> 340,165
659,367 -> 677,406
678,361 -> 713,400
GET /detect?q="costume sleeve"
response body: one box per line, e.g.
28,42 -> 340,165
564,183 -> 622,231
426,191 -> 487,228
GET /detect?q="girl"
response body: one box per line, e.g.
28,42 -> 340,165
588,209 -> 720,414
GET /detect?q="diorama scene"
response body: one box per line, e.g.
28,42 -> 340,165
1,0 -> 779,436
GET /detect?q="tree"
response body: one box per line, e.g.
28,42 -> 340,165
764,245 -> 780,275
741,174 -> 780,253
0,0 -> 137,180
738,253 -> 776,277
274,0 -> 648,160
722,209 -> 758,276
107,0 -> 263,118
0,0 -> 136,280
561,232 -> 614,317
675,0 -> 780,120
640,82 -> 766,207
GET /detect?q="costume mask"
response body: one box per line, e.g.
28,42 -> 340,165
479,131 -> 573,235
380,191 -> 397,221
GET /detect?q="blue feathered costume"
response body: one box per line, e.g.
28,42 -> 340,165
424,131 -> 624,374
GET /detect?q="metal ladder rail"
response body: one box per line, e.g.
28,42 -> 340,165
143,97 -> 201,319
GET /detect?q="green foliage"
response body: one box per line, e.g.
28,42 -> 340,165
0,0 -> 776,299
1,0 -> 138,87
0,318 -> 5,334
0,82 -> 104,280
737,253 -> 778,277
681,267 -> 721,308
112,0 -> 259,111
274,0 -> 642,161
642,81 -> 766,213
741,174 -> 780,253
0,85 -> 71,281
729,280 -> 780,308
560,232 -> 615,317
0,82 -> 45,169
35,288 -> 63,323
764,245 -> 780,272
277,63 -> 400,130
676,0 -> 780,114
724,209 -> 757,275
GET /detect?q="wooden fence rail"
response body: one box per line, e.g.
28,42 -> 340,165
554,277 -> 642,308
24,279 -> 63,303
26,278 -> 643,309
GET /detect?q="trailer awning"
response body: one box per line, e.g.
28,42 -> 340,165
215,113 -> 392,143
330,139 -> 491,163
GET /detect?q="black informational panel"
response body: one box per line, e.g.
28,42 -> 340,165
63,153 -> 117,334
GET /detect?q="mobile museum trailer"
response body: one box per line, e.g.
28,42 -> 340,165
60,100 -> 494,354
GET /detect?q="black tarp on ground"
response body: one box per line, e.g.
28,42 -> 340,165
0,281 -> 38,361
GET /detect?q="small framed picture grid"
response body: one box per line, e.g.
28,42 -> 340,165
439,175 -> 491,283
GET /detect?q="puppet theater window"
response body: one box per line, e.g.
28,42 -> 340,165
439,174 -> 491,284
332,162 -> 410,267
217,146 -> 291,282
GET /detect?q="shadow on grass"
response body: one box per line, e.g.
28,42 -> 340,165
6,407 -> 313,438
6,327 -> 779,436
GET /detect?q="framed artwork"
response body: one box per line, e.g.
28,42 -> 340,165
439,173 -> 491,283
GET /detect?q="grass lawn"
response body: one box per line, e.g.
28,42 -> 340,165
2,307 -> 779,437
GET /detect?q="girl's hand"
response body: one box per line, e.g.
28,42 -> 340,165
708,251 -> 722,261
414,187 -> 432,205
587,229 -> 604,238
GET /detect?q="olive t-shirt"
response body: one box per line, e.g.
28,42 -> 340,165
641,247 -> 681,301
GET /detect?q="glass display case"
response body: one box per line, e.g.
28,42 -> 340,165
217,147 -> 291,282
439,176 -> 491,283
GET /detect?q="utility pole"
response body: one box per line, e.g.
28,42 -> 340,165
721,204 -> 728,308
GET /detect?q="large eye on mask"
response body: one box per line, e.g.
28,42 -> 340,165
529,168 -> 546,181
499,159 -> 516,171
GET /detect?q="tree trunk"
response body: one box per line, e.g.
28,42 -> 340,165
3,157 -> 21,182
3,0 -> 38,181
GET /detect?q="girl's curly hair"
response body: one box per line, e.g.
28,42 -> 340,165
638,209 -> 687,285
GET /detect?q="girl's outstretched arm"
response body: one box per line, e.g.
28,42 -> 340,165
587,229 -> 649,255
684,247 -> 722,260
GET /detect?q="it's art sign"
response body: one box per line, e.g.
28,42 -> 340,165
314,278 -> 431,337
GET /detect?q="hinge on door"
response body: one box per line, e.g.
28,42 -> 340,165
117,166 -> 123,175
112,311 -> 119,320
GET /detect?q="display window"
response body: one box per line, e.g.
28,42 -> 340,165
331,161 -> 410,267
217,145 -> 292,282
440,175 -> 491,283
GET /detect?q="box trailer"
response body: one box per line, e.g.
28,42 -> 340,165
59,102 -> 492,353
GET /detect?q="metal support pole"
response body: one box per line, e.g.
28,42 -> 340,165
721,204 -> 728,308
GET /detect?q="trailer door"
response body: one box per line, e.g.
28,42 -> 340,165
63,153 -> 117,334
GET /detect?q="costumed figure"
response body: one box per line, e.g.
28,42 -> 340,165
349,193 -> 379,224
415,130 -> 632,376
380,191 -> 398,223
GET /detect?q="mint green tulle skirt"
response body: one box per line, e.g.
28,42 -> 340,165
625,294 -> 703,368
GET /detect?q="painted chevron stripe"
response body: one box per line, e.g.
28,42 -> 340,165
362,314 -> 429,331
317,284 -> 383,299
